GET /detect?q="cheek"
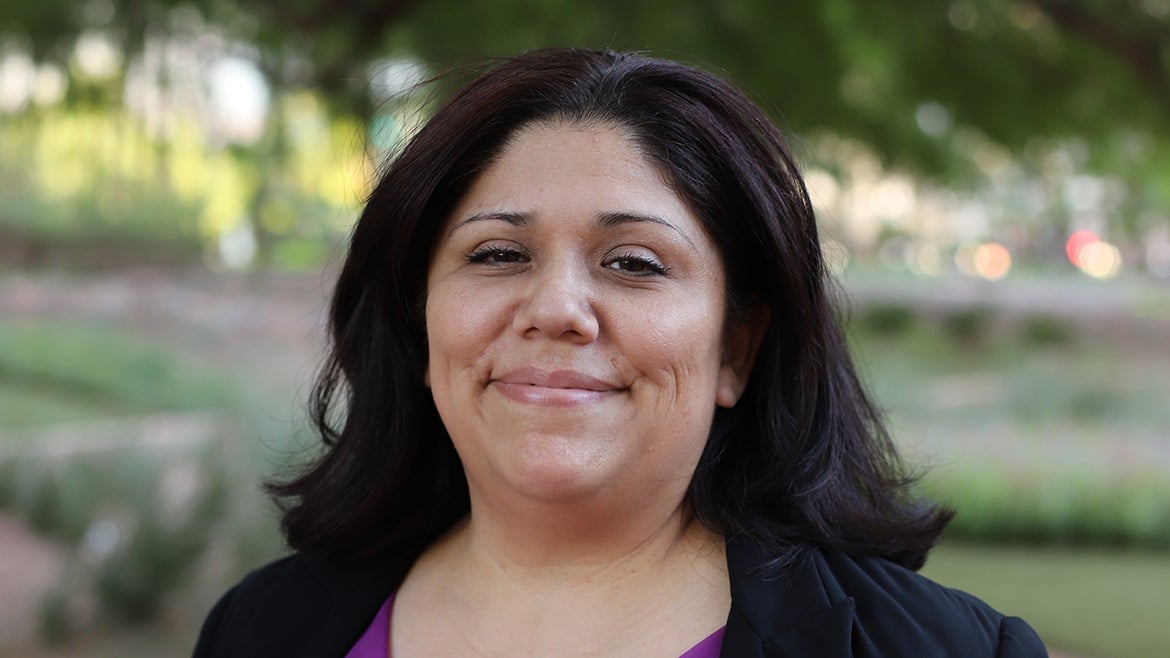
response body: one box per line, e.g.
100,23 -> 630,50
425,284 -> 505,377
629,304 -> 725,396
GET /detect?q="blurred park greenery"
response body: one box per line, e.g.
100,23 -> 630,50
0,323 -> 231,426
923,543 -> 1170,658
1,1 -> 1169,656
2,282 -> 1168,655
2,0 -> 1169,272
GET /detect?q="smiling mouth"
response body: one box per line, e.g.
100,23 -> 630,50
491,368 -> 624,406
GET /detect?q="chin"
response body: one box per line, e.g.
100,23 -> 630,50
501,436 -> 616,502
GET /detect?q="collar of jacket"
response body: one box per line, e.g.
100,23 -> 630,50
722,536 -> 856,657
285,546 -> 418,657
289,536 -> 856,658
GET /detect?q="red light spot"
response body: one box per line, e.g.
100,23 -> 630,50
1066,230 -> 1100,266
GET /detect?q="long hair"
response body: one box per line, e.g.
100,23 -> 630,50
267,48 -> 951,571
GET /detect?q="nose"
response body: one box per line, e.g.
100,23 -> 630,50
512,260 -> 599,343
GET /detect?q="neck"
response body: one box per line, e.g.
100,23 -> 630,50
395,492 -> 730,657
458,479 -> 712,576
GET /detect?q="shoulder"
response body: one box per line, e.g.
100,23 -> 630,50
817,548 -> 1046,656
724,538 -> 1046,657
193,549 -> 410,658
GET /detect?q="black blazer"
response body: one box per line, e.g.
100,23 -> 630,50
194,537 -> 1046,657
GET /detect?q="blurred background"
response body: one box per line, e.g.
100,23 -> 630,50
1,1 -> 1167,656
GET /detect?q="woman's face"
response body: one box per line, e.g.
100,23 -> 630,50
425,122 -> 761,506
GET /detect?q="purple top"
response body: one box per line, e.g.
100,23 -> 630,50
345,595 -> 392,658
345,594 -> 726,658
679,625 -> 726,657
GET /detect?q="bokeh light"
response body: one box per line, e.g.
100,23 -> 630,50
0,50 -> 36,113
915,101 -> 951,137
805,168 -> 841,212
206,56 -> 270,145
32,64 -> 67,107
1076,240 -> 1122,279
367,56 -> 427,104
954,240 -> 980,277
905,241 -> 943,277
72,32 -> 122,80
879,237 -> 909,271
973,242 -> 1012,280
1066,230 -> 1124,279
821,239 -> 851,276
1066,230 -> 1100,266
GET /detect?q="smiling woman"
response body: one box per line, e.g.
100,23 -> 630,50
425,123 -> 753,509
194,49 -> 1046,657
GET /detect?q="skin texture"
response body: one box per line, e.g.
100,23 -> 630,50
391,121 -> 766,656
425,120 -> 758,511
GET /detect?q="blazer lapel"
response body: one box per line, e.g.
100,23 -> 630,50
293,547 -> 417,657
723,537 -> 856,658
762,598 -> 855,657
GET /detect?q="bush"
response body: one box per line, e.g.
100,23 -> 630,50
17,461 -> 122,544
24,473 -> 68,537
941,306 -> 995,347
37,588 -> 74,645
856,303 -> 917,337
925,469 -> 1170,548
4,451 -> 231,627
94,461 -> 227,623
0,458 -> 17,509
0,323 -> 232,413
1019,315 -> 1073,347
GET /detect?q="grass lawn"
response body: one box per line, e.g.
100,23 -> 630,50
0,322 -> 233,430
0,380 -> 133,429
923,543 -> 1170,658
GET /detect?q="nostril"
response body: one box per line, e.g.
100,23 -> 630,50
509,266 -> 601,343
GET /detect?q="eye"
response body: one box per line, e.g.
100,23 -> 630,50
603,252 -> 670,276
466,244 -> 529,266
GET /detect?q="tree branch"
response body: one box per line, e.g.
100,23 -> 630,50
1029,0 -> 1170,103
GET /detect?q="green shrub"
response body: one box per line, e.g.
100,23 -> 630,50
37,588 -> 73,645
1004,380 -> 1125,424
1019,315 -> 1073,347
941,306 -> 995,347
1069,387 -> 1123,422
269,237 -> 334,272
856,303 -> 917,337
0,183 -> 203,249
0,458 -> 17,509
24,472 -> 92,542
926,469 -> 1170,548
95,463 -> 227,623
6,450 -> 232,626
16,460 -> 124,544
0,323 -> 232,413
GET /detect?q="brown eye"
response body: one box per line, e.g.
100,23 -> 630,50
603,253 -> 669,276
467,247 -> 528,265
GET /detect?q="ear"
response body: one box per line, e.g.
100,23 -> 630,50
716,304 -> 770,408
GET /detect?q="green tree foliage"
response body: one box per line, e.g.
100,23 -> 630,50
2,0 -> 1166,180
405,1 -> 1169,179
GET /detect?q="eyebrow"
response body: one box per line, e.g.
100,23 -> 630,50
447,209 -> 697,251
446,211 -> 533,236
596,211 -> 697,251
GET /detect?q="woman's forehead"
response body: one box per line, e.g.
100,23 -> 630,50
446,123 -> 692,228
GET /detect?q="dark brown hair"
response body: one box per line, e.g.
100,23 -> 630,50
268,48 -> 951,572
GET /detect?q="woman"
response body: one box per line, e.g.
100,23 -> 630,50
195,49 -> 1045,657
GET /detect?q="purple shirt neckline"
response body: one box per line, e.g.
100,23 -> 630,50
344,595 -> 392,658
345,594 -> 726,657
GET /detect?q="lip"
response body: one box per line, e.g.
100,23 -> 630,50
491,367 -> 624,406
